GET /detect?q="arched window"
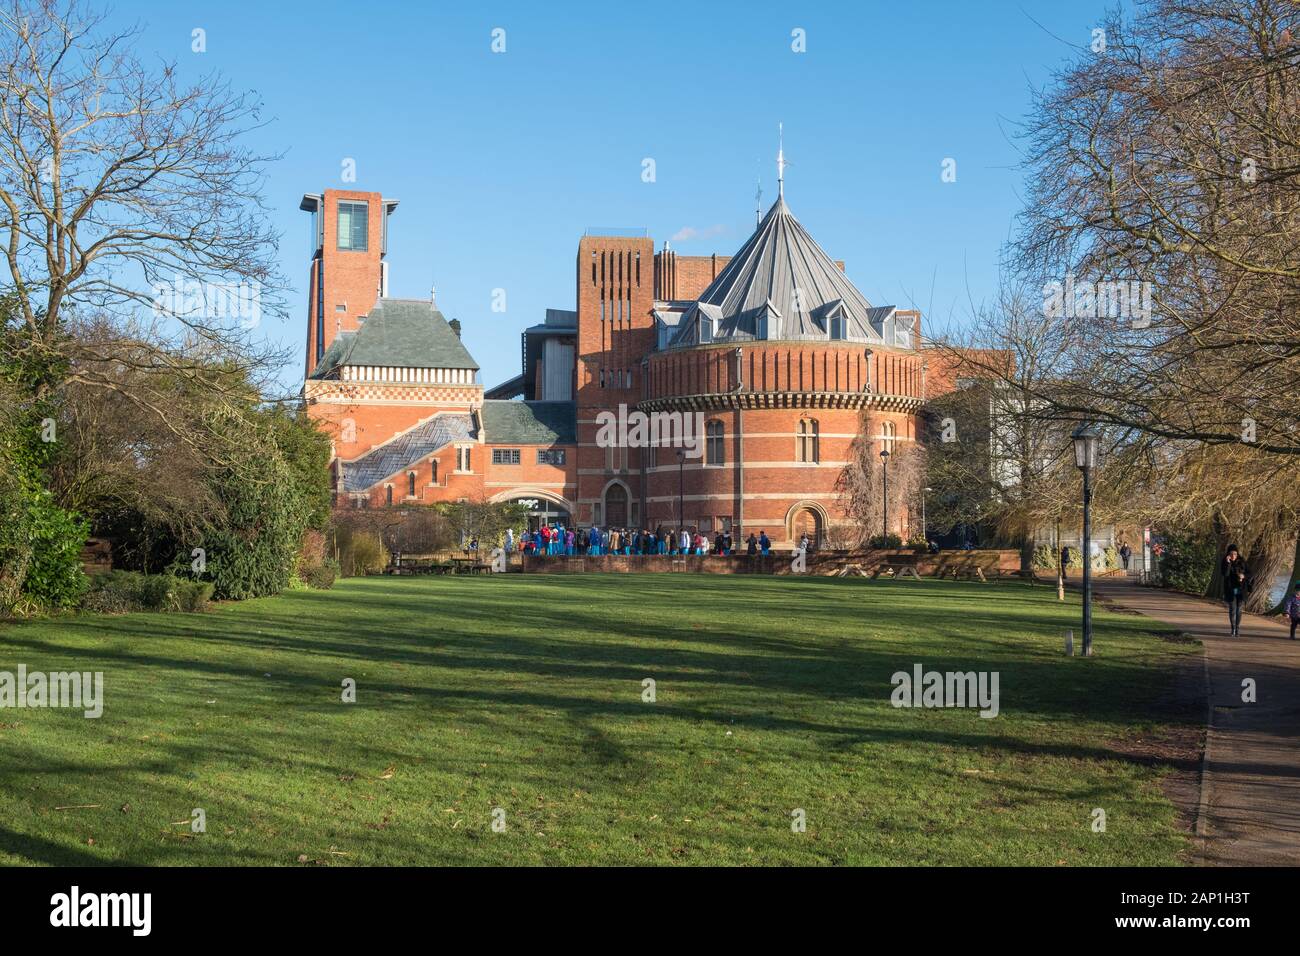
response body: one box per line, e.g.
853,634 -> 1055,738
797,418 -> 819,463
881,420 -> 897,454
385,485 -> 394,507
705,420 -> 725,465
430,459 -> 438,485
408,472 -> 417,497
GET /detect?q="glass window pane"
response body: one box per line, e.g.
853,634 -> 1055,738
337,201 -> 368,251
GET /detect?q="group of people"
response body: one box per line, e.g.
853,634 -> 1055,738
508,525 -> 778,558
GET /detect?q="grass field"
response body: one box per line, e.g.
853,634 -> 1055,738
0,574 -> 1200,866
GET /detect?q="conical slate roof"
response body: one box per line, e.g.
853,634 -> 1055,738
669,197 -> 901,348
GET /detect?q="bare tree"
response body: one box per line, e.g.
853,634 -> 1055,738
836,420 -> 927,547
1013,0 -> 1300,456
0,0 -> 285,411
927,284 -> 1081,570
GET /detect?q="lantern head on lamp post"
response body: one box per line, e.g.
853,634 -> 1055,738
1071,424 -> 1100,656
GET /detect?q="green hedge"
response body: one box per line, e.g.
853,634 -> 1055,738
81,571 -> 214,614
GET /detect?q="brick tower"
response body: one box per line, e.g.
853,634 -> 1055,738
574,233 -> 655,527
300,189 -> 399,377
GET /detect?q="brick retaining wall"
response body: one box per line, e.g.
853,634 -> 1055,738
520,550 -> 1022,575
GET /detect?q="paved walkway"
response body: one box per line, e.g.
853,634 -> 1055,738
1094,577 -> 1300,866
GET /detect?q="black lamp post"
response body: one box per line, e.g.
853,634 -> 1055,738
676,449 -> 685,530
1071,424 -> 1100,656
879,447 -> 891,541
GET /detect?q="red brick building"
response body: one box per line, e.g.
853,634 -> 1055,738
303,174 -> 931,547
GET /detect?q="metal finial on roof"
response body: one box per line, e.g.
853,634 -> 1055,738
755,176 -> 763,227
776,122 -> 786,199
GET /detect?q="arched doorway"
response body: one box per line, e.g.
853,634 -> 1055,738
603,483 -> 629,528
791,506 -> 823,550
508,496 -> 571,531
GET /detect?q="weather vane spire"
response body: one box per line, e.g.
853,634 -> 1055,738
776,122 -> 786,199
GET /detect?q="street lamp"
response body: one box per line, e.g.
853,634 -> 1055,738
676,449 -> 685,530
922,486 -> 932,544
879,447 -> 891,541
1071,424 -> 1100,656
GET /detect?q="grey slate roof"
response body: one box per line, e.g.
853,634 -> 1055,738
309,335 -> 352,380
668,198 -> 894,348
341,412 -> 474,492
310,298 -> 478,379
482,400 -> 576,444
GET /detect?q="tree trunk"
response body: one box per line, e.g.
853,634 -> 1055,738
1269,537 -> 1300,615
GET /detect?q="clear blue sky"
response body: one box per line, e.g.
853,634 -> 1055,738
113,0 -> 1120,392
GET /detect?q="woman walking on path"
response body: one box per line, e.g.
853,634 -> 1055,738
1221,544 -> 1251,637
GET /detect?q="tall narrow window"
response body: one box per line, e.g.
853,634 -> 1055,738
408,472 -> 416,497
430,459 -> 438,484
337,200 -> 369,251
881,420 -> 897,454
385,485 -> 394,506
797,419 -> 820,463
705,420 -> 725,465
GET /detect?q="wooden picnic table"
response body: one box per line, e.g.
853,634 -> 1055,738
450,555 -> 492,575
871,552 -> 924,581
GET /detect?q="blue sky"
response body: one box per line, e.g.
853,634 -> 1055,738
114,0 -> 1121,391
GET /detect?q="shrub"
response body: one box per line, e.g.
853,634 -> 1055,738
868,533 -> 904,550
175,578 -> 215,612
1031,544 -> 1058,570
1103,546 -> 1121,570
301,558 -> 339,589
1157,530 -> 1216,594
81,571 -> 213,614
23,491 -> 89,609
350,532 -> 387,576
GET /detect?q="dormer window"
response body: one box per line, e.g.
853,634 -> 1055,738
699,316 -> 714,344
896,315 -> 915,349
830,315 -> 847,340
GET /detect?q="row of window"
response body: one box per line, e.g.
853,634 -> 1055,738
492,449 -> 568,466
350,420 -> 899,504
598,368 -> 634,389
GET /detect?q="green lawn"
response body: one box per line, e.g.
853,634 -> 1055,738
0,574 -> 1199,866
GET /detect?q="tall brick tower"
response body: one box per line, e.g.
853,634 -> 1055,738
574,233 -> 655,527
300,189 -> 399,377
